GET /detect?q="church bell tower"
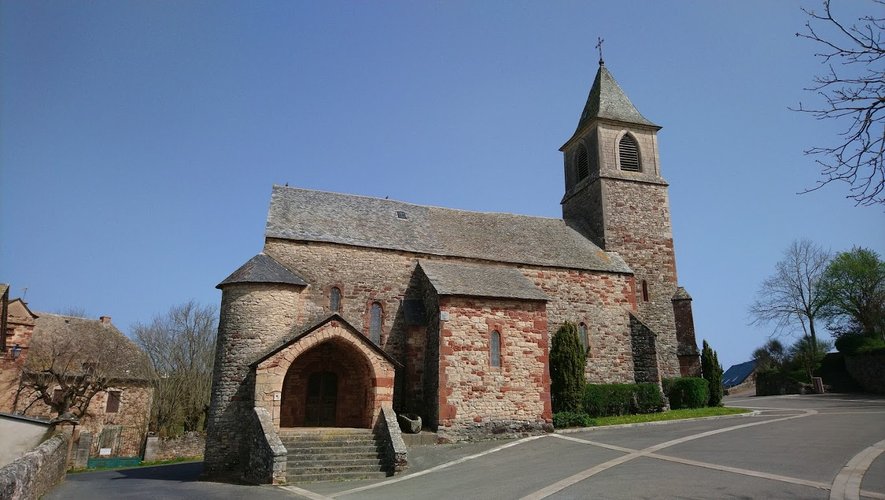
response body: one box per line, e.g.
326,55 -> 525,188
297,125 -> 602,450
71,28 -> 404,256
560,56 -> 699,378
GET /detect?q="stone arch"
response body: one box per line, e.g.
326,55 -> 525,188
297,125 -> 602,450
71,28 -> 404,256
279,337 -> 376,428
253,317 -> 397,430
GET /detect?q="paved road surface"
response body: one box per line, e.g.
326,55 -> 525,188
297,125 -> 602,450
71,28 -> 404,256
47,394 -> 885,499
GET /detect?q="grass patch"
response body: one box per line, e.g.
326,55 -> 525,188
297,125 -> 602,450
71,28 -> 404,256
587,407 -> 749,427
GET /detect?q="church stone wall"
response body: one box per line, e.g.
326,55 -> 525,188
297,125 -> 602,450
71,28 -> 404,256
204,283 -> 300,480
520,268 -> 637,383
436,297 -> 551,442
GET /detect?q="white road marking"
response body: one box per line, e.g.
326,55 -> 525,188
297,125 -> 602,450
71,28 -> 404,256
520,408 -> 819,500
329,434 -> 546,498
278,484 -> 334,500
830,438 -> 885,500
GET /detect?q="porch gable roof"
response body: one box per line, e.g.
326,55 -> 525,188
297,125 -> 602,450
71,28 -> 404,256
250,313 -> 402,369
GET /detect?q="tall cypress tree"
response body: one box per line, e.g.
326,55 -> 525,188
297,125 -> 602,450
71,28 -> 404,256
550,322 -> 586,413
701,340 -> 724,406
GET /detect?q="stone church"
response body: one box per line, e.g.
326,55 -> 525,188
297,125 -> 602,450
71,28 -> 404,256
204,61 -> 700,484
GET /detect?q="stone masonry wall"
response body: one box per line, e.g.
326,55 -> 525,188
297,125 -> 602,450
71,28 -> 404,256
600,178 -> 680,379
0,433 -> 68,500
204,283 -> 300,481
143,432 -> 205,462
436,296 -> 551,442
13,383 -> 152,458
520,268 -> 637,384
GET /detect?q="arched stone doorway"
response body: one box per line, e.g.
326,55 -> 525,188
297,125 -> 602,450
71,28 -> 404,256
279,338 -> 376,428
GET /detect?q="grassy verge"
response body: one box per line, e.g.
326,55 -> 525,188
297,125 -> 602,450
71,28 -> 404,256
559,407 -> 750,429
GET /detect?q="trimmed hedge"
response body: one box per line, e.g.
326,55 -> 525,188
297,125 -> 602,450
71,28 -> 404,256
835,335 -> 885,356
663,377 -> 709,409
553,411 -> 594,428
583,383 -> 664,417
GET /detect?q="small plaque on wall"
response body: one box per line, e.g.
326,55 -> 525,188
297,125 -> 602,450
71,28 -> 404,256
99,448 -> 112,456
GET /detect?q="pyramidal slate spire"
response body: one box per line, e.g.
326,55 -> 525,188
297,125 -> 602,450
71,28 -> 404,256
570,61 -> 659,140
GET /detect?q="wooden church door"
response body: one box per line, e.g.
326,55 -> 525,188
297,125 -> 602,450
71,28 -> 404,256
304,371 -> 338,426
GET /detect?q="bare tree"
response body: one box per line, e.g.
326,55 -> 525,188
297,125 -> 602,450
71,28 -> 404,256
20,314 -> 151,420
794,0 -> 885,206
750,240 -> 832,358
133,301 -> 217,436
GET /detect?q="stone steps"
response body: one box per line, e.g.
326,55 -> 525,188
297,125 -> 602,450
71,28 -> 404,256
283,428 -> 390,483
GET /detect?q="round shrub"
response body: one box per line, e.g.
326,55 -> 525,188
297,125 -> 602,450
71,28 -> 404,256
665,377 -> 709,409
553,411 -> 594,428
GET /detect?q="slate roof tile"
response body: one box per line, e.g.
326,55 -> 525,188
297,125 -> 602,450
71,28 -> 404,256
217,253 -> 308,288
418,259 -> 548,301
266,186 -> 631,274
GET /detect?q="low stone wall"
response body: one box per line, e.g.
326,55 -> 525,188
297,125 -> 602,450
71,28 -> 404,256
243,407 -> 286,485
845,353 -> 885,394
0,433 -> 68,500
143,432 -> 205,462
375,405 -> 407,473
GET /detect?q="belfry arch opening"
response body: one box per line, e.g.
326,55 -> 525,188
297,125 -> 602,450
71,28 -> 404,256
279,338 -> 376,428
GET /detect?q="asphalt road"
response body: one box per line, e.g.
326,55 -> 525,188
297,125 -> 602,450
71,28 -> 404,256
47,394 -> 885,500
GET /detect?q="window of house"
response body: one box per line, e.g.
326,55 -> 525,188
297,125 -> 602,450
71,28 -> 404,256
106,390 -> 121,413
642,280 -> 649,302
370,302 -> 382,344
330,287 -> 341,313
578,322 -> 589,354
52,389 -> 63,405
618,134 -> 641,172
575,144 -> 590,181
490,331 -> 501,368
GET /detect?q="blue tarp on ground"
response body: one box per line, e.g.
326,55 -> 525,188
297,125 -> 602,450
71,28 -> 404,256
723,360 -> 757,388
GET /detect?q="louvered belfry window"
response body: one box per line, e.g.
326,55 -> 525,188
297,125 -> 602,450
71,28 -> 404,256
575,144 -> 590,181
618,134 -> 641,172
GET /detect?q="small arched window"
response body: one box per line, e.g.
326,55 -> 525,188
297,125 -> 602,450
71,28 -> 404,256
578,322 -> 589,354
575,144 -> 590,181
641,280 -> 650,302
618,134 -> 641,172
329,287 -> 341,312
370,302 -> 383,344
490,331 -> 501,368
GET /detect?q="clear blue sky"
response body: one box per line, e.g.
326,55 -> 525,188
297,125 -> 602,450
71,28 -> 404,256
2,1 -> 882,369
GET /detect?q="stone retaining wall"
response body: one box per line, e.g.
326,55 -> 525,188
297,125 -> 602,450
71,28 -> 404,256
143,432 -> 205,462
0,433 -> 68,500
845,353 -> 885,394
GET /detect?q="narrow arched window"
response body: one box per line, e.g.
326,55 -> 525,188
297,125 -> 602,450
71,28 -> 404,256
618,134 -> 640,172
575,144 -> 590,181
641,280 -> 649,302
370,302 -> 382,344
578,322 -> 588,354
329,287 -> 341,312
490,331 -> 501,368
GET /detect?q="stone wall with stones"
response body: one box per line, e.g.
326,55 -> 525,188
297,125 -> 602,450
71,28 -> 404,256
204,283 -> 300,480
844,353 -> 885,395
520,267 -> 638,384
629,314 -> 660,384
13,383 -> 152,458
672,292 -> 701,377
143,432 -> 205,462
436,296 -> 551,442
0,433 -> 68,500
597,178 -> 680,379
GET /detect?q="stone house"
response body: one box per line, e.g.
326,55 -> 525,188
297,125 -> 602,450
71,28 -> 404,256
0,289 -> 153,460
204,61 -> 701,483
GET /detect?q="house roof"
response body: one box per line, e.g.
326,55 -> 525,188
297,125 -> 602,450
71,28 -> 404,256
722,360 -> 757,388
563,63 -> 659,149
251,313 -> 401,368
265,186 -> 631,274
217,253 -> 308,289
28,313 -> 152,381
418,260 -> 548,301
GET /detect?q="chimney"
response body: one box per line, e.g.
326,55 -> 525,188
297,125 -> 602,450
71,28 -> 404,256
100,316 -> 111,324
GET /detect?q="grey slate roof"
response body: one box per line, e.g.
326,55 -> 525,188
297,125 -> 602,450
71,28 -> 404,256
418,260 -> 548,301
565,63 -> 659,148
217,253 -> 308,289
266,186 -> 631,274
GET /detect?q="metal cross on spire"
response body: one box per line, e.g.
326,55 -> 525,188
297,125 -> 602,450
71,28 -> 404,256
596,37 -> 605,66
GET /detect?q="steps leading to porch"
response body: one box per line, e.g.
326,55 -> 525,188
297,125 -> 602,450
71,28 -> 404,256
279,428 -> 390,483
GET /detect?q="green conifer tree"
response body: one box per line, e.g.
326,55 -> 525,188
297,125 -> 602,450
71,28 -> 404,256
550,322 -> 586,413
701,340 -> 724,406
